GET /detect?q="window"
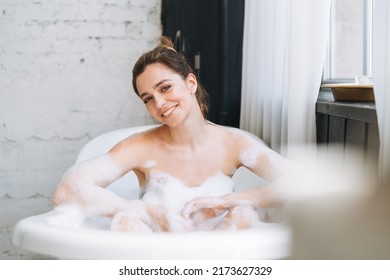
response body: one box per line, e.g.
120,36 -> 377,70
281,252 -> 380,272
323,0 -> 373,82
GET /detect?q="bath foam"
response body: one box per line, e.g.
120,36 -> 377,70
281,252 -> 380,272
239,142 -> 290,180
142,172 -> 234,213
237,136 -> 281,171
238,144 -> 306,204
230,128 -> 298,190
224,126 -> 276,170
239,149 -> 259,170
63,153 -> 122,186
142,172 -> 235,231
142,160 -> 157,169
45,204 -> 86,228
54,153 -> 131,217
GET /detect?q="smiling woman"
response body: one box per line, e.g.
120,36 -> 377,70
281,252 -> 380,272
132,36 -> 210,120
50,36 -> 297,233
135,63 -> 198,127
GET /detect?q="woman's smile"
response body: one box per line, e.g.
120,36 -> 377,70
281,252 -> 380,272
161,105 -> 178,118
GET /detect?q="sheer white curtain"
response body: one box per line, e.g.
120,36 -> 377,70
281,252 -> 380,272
240,0 -> 331,157
373,0 -> 390,176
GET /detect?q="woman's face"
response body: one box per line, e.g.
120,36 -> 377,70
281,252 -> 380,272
136,63 -> 197,127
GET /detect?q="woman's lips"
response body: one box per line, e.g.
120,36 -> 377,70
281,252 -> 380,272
161,105 -> 177,118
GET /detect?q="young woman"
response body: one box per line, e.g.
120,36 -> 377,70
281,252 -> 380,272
51,37 -> 291,232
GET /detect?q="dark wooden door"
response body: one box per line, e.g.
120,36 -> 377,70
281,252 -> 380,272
161,0 -> 245,127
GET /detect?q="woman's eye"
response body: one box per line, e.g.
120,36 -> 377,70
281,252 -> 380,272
143,97 -> 152,104
161,85 -> 171,92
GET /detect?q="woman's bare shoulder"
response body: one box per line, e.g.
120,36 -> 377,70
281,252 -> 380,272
220,126 -> 266,146
117,125 -> 162,145
107,126 -> 161,163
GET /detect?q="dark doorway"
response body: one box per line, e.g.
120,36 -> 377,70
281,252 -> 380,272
161,0 -> 245,127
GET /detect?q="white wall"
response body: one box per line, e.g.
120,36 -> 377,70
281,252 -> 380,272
0,0 -> 161,259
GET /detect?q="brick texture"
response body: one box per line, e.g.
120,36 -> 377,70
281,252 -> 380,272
0,0 -> 161,259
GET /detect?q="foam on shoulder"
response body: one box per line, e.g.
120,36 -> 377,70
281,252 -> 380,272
225,127 -> 279,170
142,160 -> 157,169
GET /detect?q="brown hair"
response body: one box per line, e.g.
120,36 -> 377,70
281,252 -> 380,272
132,36 -> 210,119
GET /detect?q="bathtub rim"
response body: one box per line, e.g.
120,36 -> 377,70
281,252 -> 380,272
12,210 -> 291,260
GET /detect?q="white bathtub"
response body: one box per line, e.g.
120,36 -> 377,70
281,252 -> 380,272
12,125 -> 291,259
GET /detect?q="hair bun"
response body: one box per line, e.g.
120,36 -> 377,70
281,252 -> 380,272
158,36 -> 177,53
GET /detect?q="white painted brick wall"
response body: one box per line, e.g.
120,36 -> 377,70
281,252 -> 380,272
0,0 -> 161,259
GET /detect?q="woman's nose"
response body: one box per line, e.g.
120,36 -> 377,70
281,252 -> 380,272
154,94 -> 166,109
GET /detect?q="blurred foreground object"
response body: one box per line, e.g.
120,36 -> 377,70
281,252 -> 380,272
286,144 -> 389,259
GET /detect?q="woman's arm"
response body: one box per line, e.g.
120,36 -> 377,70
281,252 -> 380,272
51,137 -> 143,217
182,129 -> 299,218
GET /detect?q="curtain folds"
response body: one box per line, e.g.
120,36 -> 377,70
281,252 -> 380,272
373,0 -> 390,177
240,0 -> 331,157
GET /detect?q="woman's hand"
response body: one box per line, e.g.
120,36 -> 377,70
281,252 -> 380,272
112,199 -> 194,232
182,196 -> 230,223
182,187 -> 284,223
